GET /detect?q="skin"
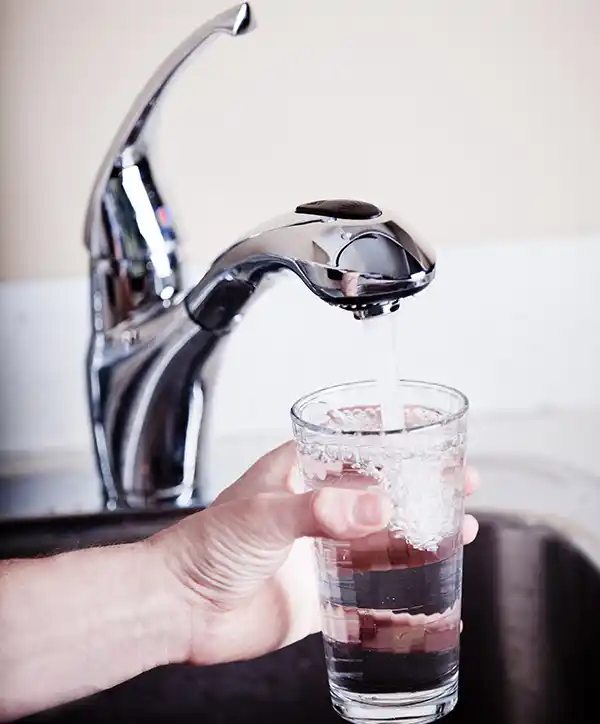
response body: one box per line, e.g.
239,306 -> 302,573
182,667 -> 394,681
0,441 -> 479,721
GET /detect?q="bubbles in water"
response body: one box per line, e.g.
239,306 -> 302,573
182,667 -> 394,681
295,314 -> 463,553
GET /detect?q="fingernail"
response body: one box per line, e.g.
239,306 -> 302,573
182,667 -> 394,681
353,492 -> 383,527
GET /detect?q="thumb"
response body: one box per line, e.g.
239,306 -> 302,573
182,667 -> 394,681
240,487 -> 393,550
203,487 -> 392,561
165,487 -> 392,606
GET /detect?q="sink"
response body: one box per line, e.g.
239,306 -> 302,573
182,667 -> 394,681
2,457 -> 600,723
448,511 -> 600,724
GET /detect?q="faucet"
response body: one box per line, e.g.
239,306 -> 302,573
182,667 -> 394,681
83,2 -> 436,510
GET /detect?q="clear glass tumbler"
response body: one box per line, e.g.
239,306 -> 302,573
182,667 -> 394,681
291,380 -> 469,724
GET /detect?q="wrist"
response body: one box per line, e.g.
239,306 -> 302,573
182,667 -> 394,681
135,538 -> 192,667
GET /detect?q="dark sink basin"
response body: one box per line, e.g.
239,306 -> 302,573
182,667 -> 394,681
4,511 -> 600,724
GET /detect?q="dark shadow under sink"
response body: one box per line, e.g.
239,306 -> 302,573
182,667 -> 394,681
7,511 -> 600,724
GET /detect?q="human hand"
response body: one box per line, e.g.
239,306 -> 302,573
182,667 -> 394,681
148,442 -> 479,666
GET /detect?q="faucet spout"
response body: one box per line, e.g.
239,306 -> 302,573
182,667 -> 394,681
186,199 -> 435,328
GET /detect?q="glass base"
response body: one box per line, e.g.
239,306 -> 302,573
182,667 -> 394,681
330,674 -> 458,724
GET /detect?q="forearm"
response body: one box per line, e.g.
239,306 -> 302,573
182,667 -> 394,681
0,541 -> 189,721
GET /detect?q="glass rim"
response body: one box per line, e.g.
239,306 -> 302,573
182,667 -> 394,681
290,378 -> 469,437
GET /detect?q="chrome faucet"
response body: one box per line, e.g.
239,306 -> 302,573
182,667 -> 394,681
83,2 -> 436,510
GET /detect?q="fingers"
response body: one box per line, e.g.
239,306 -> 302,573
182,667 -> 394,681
465,467 -> 480,496
316,511 -> 479,573
260,487 -> 476,560
212,440 -> 296,506
463,514 -> 479,545
212,443 -> 480,556
215,440 -> 481,510
463,469 -> 480,543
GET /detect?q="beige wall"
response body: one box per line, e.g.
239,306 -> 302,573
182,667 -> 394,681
1,0 -> 599,281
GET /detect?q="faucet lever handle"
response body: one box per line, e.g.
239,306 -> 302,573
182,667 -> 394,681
84,4 -> 255,333
119,2 -> 254,155
85,3 -> 254,258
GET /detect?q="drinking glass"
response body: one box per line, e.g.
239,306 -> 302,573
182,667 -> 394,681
291,379 -> 469,723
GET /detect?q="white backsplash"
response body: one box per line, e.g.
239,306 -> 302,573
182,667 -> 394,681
1,235 -> 599,460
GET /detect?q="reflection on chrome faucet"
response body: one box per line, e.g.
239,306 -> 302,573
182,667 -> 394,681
83,3 -> 436,510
